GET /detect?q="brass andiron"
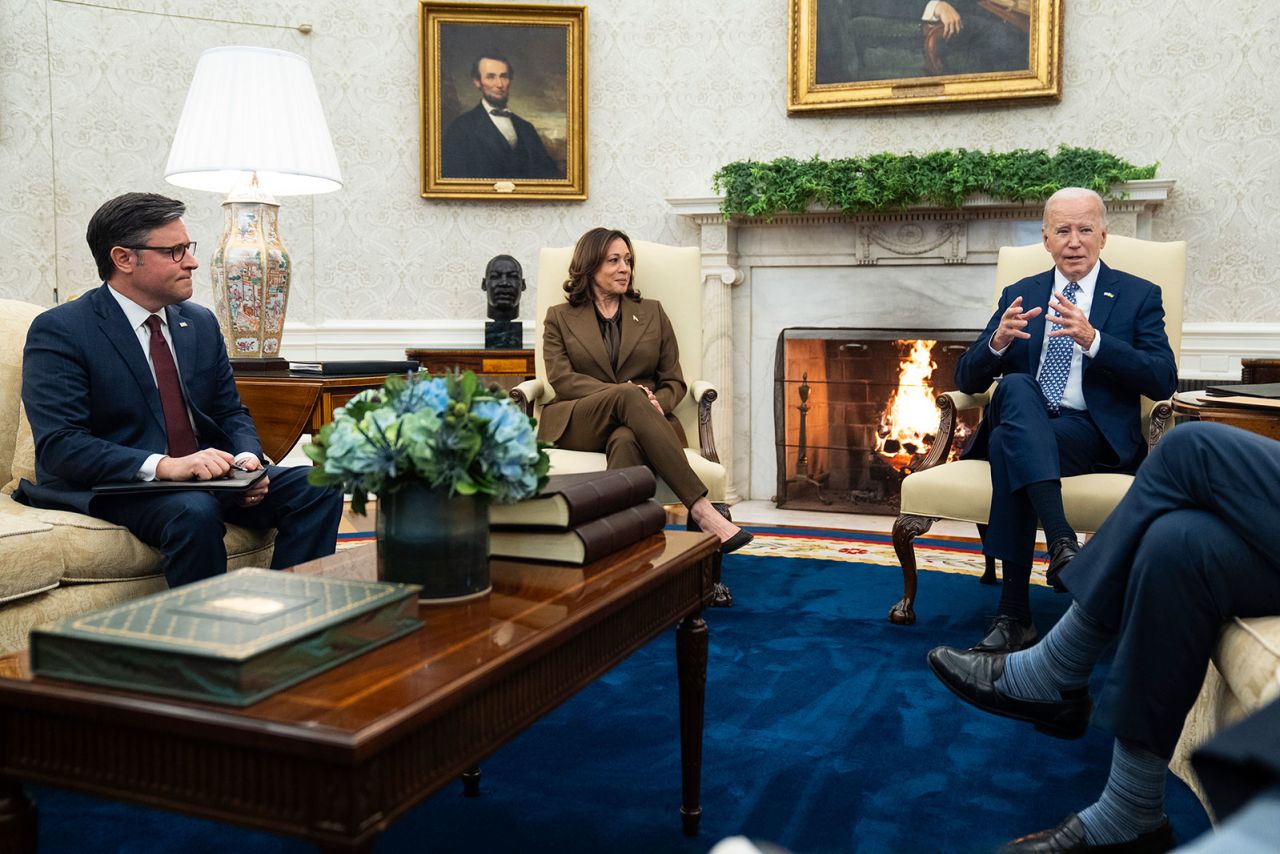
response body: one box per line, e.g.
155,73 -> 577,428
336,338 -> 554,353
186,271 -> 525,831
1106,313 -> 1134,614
788,373 -> 832,504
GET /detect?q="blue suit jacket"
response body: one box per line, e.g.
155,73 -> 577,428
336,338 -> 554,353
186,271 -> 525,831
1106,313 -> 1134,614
956,261 -> 1178,470
17,284 -> 262,514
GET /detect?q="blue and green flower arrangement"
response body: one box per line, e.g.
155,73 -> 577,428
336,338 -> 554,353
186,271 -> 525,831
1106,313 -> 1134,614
305,370 -> 549,514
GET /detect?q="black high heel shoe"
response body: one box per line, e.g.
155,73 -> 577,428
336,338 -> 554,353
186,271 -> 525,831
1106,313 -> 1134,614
687,518 -> 754,555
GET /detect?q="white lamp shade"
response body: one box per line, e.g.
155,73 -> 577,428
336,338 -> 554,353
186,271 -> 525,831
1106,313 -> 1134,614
165,46 -> 342,196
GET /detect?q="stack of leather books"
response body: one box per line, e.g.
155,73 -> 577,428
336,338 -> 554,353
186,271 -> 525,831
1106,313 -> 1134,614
488,466 -> 666,565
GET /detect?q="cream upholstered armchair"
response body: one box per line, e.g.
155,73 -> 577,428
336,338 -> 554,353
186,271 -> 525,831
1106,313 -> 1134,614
888,234 -> 1186,625
510,240 -> 732,604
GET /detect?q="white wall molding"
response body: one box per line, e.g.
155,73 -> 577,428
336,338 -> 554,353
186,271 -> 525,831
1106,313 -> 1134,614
279,319 -> 534,362
1179,323 -> 1280,379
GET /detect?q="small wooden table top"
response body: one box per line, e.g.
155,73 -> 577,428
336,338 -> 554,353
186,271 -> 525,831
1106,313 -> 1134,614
234,372 -> 392,463
1171,390 -> 1280,442
0,531 -> 718,852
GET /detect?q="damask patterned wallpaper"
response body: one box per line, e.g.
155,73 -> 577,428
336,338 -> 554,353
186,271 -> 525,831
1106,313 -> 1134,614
1,0 -> 1276,328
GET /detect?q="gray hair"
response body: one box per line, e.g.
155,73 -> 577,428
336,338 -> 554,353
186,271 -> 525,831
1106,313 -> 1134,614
1042,187 -> 1108,229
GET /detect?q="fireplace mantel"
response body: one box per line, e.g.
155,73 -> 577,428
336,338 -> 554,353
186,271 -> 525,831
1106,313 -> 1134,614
667,179 -> 1174,503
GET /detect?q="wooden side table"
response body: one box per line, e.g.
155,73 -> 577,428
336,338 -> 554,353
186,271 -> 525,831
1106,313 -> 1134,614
234,372 -> 391,463
405,348 -> 535,391
1170,390 -> 1280,441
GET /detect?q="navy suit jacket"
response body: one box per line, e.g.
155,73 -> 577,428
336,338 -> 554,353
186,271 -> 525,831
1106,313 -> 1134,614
441,103 -> 562,180
956,261 -> 1178,470
17,284 -> 262,514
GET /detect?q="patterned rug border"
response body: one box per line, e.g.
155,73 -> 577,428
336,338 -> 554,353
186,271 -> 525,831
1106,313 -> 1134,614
338,524 -> 1051,585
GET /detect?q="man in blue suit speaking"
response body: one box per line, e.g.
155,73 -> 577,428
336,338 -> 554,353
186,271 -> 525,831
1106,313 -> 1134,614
18,193 -> 343,587
954,187 -> 1178,652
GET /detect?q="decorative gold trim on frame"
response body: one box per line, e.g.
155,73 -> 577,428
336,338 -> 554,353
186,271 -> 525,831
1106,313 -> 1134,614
419,2 -> 587,200
787,0 -> 1062,113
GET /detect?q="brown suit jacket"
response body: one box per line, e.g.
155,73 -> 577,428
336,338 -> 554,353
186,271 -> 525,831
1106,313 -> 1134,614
538,297 -> 688,445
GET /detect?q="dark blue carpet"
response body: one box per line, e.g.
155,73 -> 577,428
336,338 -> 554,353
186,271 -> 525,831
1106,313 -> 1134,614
33,545 -> 1210,853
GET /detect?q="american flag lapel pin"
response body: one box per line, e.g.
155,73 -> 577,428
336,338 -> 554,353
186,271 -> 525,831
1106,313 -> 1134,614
632,314 -> 639,322
179,321 -> 188,327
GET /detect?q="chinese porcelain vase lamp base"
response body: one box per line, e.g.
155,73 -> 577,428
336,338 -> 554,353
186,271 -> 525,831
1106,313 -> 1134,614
164,45 -> 342,364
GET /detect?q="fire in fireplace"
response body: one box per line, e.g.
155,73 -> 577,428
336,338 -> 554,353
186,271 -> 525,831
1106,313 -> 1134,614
774,328 -> 981,515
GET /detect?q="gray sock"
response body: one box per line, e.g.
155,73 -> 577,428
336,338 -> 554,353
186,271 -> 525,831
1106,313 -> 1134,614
995,602 -> 1112,701
1078,738 -> 1168,844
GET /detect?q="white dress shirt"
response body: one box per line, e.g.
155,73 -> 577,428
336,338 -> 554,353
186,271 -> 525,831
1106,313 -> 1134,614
989,261 -> 1104,412
482,98 -> 519,148
107,286 -> 258,479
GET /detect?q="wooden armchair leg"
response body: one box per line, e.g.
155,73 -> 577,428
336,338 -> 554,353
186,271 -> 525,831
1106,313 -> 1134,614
891,513 -> 936,625
975,524 -> 998,585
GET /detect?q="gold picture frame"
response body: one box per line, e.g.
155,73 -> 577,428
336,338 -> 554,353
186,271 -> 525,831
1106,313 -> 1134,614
788,0 -> 1062,113
419,1 -> 586,200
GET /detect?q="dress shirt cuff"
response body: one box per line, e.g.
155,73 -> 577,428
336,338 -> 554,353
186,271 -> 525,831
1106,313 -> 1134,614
1085,330 -> 1102,358
923,0 -> 941,20
234,452 -> 261,469
139,453 -> 163,482
988,334 -> 1011,357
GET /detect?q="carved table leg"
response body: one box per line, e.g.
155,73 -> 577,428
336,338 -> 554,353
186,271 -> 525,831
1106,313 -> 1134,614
975,524 -> 998,585
890,514 -> 936,625
0,777 -> 36,854
462,765 -> 481,797
676,612 -> 708,837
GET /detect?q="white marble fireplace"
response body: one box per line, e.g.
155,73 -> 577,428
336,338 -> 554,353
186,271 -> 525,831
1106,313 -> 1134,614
668,180 -> 1174,503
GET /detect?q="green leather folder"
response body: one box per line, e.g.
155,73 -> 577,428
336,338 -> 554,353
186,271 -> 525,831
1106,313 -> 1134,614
30,569 -> 422,706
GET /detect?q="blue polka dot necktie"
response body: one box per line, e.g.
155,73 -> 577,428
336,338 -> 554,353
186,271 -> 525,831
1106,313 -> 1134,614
1037,281 -> 1080,412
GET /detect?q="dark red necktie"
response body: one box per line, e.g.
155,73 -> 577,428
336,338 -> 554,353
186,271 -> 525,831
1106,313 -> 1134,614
144,315 -> 199,457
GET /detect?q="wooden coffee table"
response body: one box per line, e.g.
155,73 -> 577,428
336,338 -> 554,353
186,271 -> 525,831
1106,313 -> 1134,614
0,532 -> 718,852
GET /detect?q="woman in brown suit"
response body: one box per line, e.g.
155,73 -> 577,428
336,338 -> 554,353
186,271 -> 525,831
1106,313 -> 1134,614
538,228 -> 751,553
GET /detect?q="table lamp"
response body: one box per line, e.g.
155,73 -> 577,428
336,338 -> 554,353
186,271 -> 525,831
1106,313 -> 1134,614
164,45 -> 342,369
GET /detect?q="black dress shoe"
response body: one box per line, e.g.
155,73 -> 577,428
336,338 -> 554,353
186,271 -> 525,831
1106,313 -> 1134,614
1045,538 -> 1080,593
926,646 -> 1091,739
971,615 -> 1038,652
995,814 -> 1175,853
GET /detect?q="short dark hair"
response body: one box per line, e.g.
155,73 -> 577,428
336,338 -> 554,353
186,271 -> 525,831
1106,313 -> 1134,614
471,53 -> 514,80
563,228 -> 642,307
86,192 -> 186,281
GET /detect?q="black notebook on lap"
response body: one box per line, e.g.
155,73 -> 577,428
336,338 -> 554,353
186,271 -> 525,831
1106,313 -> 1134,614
91,467 -> 267,495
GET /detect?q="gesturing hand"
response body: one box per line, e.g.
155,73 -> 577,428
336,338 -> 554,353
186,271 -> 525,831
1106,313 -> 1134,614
1046,290 -> 1097,350
990,296 -> 1043,351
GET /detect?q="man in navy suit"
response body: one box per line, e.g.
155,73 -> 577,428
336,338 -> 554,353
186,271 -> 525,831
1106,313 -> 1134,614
441,53 -> 562,180
18,192 -> 343,587
954,187 -> 1177,651
928,421 -> 1280,852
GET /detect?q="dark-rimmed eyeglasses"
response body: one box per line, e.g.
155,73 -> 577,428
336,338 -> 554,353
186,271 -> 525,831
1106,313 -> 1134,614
125,242 -> 197,263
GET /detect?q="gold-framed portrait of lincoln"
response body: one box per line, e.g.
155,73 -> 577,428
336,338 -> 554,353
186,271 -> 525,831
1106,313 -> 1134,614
788,0 -> 1062,113
420,1 -> 587,200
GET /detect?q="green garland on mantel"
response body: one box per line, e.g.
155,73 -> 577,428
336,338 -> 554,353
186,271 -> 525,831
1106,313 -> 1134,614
711,146 -> 1158,219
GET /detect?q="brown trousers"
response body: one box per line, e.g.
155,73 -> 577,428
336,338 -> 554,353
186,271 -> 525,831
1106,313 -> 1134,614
552,384 -> 707,508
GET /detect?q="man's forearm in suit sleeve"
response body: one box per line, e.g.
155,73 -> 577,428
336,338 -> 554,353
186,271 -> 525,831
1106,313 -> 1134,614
22,319 -> 153,484
956,296 -> 1012,394
202,340 -> 265,458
